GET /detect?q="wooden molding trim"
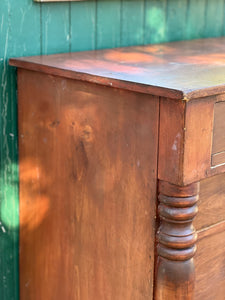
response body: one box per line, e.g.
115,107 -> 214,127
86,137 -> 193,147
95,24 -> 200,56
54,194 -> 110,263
155,180 -> 200,299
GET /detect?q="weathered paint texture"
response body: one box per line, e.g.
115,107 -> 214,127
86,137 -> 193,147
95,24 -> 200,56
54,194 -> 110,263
1,0 -> 225,299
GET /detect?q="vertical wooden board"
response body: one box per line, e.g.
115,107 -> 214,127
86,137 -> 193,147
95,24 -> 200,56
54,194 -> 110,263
8,0 -> 41,57
0,63 -> 18,229
0,0 -> 40,174
0,64 -> 19,300
144,0 -> 167,44
186,0 -> 207,39
166,0 -> 189,42
120,0 -> 144,47
4,0 -> 40,178
71,1 -> 97,51
158,98 -> 185,185
0,1 -> 10,60
96,0 -> 121,49
18,69 -> 159,300
204,0 -> 224,37
41,3 -> 70,54
183,99 -> 214,184
224,0 -> 225,35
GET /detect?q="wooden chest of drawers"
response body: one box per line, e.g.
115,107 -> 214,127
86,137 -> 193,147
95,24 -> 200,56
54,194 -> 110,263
10,38 -> 225,300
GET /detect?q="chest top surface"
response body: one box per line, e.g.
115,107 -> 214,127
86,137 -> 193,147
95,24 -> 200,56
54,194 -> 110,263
10,37 -> 225,100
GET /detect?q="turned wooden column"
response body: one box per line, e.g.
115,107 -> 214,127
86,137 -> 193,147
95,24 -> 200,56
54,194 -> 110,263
155,180 -> 200,300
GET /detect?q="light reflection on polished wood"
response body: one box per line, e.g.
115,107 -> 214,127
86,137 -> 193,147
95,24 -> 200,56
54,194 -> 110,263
10,38 -> 225,300
18,69 -> 159,300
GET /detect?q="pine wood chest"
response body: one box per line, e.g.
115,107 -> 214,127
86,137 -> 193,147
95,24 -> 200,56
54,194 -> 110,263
10,37 -> 225,300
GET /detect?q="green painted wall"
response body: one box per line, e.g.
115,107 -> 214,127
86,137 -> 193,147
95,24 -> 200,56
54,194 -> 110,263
1,0 -> 225,299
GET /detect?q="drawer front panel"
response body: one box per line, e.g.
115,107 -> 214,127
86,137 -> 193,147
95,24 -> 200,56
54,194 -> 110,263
194,173 -> 225,230
212,101 -> 225,166
194,222 -> 225,300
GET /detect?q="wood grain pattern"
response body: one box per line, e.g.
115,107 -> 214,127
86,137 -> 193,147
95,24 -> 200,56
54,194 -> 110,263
9,38 -> 225,100
0,1 -> 41,299
13,39 -> 225,300
195,221 -> 225,300
158,96 -> 222,185
18,69 -> 159,300
183,98 -> 214,183
212,101 -> 225,166
194,173 -> 225,231
158,98 -> 185,184
3,1 -> 225,299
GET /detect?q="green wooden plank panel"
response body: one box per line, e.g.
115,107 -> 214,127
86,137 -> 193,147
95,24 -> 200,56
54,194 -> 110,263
224,0 -> 225,35
166,0 -> 189,42
8,0 -> 41,57
0,0 -> 41,299
41,3 -> 70,54
0,37 -> 19,300
121,0 -> 145,46
0,64 -> 19,300
204,0 -> 224,37
144,0 -> 167,44
71,0 -> 97,51
96,0 -> 122,49
186,0 -> 207,39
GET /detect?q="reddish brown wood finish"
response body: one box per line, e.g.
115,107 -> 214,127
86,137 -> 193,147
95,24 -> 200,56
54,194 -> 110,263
158,97 -> 214,185
212,101 -> 225,154
10,38 -> 225,300
183,98 -> 214,183
158,95 -> 225,185
194,173 -> 225,230
18,69 -> 159,300
10,39 -> 225,186
10,37 -> 225,100
212,101 -> 225,166
195,221 -> 225,300
158,98 -> 186,185
155,181 -> 199,300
